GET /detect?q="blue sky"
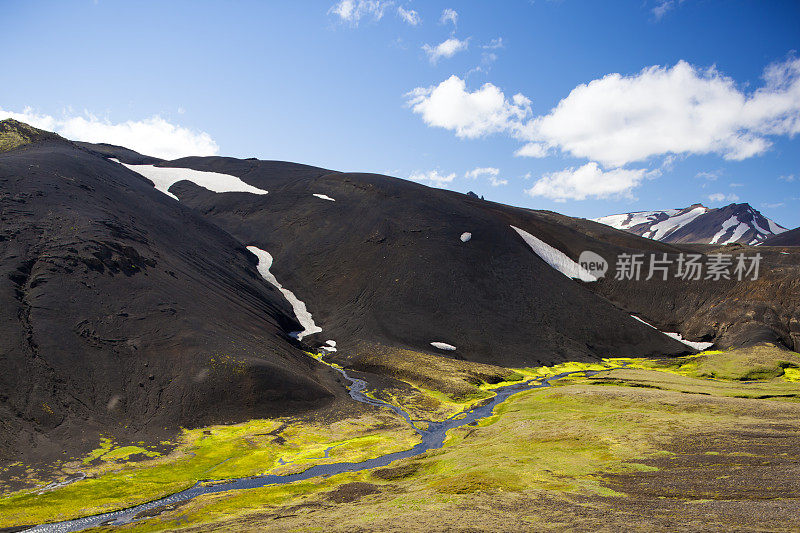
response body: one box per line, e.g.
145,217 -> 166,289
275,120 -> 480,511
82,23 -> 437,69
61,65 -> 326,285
2,0 -> 799,227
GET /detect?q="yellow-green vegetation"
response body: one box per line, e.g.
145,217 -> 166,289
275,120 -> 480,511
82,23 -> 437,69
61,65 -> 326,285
606,343 -> 800,384
110,375 -> 800,532
581,366 -> 800,400
100,446 -> 161,462
0,119 -> 56,153
354,344 -> 524,398
0,410 -> 420,527
350,344 -> 614,421
5,348 -> 799,530
78,438 -> 161,466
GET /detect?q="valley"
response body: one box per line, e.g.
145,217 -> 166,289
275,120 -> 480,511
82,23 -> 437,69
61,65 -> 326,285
1,346 -> 798,532
1,120 -> 799,532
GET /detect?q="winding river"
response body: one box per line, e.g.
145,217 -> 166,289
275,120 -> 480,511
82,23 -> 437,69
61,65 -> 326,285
24,361 -> 614,533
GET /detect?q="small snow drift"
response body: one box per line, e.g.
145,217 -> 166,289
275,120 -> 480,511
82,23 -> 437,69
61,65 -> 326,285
631,315 -> 713,351
511,226 -> 596,282
430,342 -> 456,350
460,232 -> 472,242
247,245 -> 322,340
112,159 -> 268,199
313,193 -> 336,201
321,339 -> 337,352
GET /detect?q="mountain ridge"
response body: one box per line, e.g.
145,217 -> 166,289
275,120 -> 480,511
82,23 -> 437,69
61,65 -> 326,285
593,202 -> 788,245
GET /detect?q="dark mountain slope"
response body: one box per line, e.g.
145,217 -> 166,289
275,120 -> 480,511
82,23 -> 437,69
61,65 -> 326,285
74,141 -> 164,165
763,227 -> 800,246
593,243 -> 800,351
95,153 -> 690,369
0,128 -> 346,465
95,145 -> 800,358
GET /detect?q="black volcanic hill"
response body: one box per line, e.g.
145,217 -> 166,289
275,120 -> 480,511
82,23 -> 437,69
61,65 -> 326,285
0,121 -> 346,464
90,150 -> 697,369
93,146 -> 800,357
594,203 -> 787,245
763,227 -> 800,246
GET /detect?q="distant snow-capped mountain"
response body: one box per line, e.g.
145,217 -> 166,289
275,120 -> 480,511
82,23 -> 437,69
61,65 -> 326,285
593,203 -> 787,245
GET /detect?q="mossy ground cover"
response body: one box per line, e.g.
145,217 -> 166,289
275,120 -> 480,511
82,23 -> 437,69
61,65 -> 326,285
606,343 -> 800,383
0,118 -> 60,153
355,346 -> 616,422
0,409 -> 420,527
104,374 -> 800,532
5,349 -> 799,530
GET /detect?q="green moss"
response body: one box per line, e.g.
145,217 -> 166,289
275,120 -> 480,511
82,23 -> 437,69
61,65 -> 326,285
101,446 -> 161,462
0,410 -> 419,527
783,367 -> 800,382
606,345 -> 800,384
141,375 -> 781,531
0,119 -> 60,153
6,349 -> 797,530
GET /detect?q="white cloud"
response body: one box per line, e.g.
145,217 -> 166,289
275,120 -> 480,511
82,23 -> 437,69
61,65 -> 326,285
525,162 -> 647,202
465,167 -> 496,179
0,106 -> 218,159
465,51 -> 500,79
521,58 -> 800,167
422,38 -> 469,64
762,202 -> 785,208
708,192 -> 740,203
695,170 -> 720,181
440,8 -> 458,27
651,0 -> 688,20
483,38 -> 504,50
408,169 -> 456,187
779,174 -> 796,182
409,58 -> 800,169
652,0 -> 676,19
329,0 -> 391,25
729,182 -> 744,187
397,5 -> 420,25
465,166 -> 507,186
514,142 -> 548,158
405,75 -> 531,139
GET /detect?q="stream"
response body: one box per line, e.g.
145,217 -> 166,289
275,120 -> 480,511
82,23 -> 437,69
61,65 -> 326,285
24,361 -> 613,532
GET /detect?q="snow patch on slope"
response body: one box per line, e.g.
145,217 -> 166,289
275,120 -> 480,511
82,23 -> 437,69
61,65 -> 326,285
594,209 -> 680,231
246,245 -> 322,341
112,159 -> 268,199
321,340 -> 337,352
511,226 -> 596,282
595,206 -> 708,241
596,204 -> 786,245
724,223 -> 750,245
644,206 -> 709,240
768,219 -> 787,235
460,232 -> 472,242
709,216 -> 739,245
313,194 -> 335,201
631,315 -> 713,351
430,342 -> 456,351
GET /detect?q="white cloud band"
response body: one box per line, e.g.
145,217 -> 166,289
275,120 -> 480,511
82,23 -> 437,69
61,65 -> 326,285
0,107 -> 218,160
